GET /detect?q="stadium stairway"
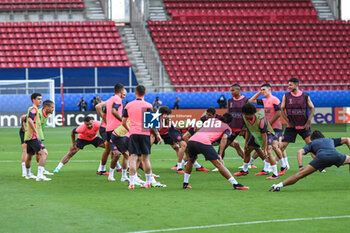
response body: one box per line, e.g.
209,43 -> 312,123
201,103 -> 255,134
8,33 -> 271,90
148,0 -> 169,21
84,0 -> 106,20
311,0 -> 334,20
119,26 -> 153,87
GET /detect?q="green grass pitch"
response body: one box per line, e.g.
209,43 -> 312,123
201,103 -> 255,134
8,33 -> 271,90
0,124 -> 350,233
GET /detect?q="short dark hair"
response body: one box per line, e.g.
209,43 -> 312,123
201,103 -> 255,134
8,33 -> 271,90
310,130 -> 325,141
159,106 -> 171,115
31,93 -> 41,101
220,113 -> 233,124
288,77 -> 299,85
84,116 -> 93,122
136,85 -> 146,96
114,83 -> 124,94
231,84 -> 241,90
261,83 -> 271,88
206,107 -> 216,115
43,100 -> 54,107
242,102 -> 257,115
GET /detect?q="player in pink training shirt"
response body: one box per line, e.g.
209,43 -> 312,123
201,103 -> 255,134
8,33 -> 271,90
249,83 -> 288,176
122,85 -> 162,189
95,83 -> 125,175
183,113 -> 249,190
53,117 -> 105,173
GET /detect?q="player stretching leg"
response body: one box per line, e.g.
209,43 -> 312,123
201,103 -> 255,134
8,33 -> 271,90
53,117 -> 105,173
183,113 -> 249,190
270,131 -> 350,191
234,103 -> 279,179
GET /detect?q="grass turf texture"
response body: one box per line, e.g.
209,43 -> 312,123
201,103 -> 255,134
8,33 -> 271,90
0,124 -> 349,233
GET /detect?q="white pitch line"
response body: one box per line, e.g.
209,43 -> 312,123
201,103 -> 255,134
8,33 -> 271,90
127,215 -> 350,233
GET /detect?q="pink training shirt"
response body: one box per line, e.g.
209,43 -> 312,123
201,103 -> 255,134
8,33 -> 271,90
258,95 -> 282,130
76,120 -> 101,141
106,95 -> 123,132
189,118 -> 232,145
123,98 -> 153,136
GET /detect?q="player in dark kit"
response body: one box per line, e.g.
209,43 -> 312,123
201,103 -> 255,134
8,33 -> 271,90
270,130 -> 350,191
280,78 -> 315,160
183,113 -> 249,190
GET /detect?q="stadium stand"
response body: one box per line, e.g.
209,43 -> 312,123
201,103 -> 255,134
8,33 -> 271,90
164,0 -> 317,20
0,20 -> 130,68
0,0 -> 85,10
148,0 -> 349,92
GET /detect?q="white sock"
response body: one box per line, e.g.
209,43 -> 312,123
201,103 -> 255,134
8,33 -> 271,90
248,157 -> 255,165
109,168 -> 115,178
116,161 -> 122,170
193,161 -> 201,169
37,166 -> 44,177
97,161 -> 103,172
145,173 -> 152,185
57,162 -> 64,170
228,177 -> 238,185
271,165 -> 278,176
129,175 -> 135,185
280,158 -> 286,168
101,165 -> 106,171
184,173 -> 191,183
243,163 -> 249,172
285,157 -> 290,168
181,159 -> 186,166
276,182 -> 284,188
264,160 -> 270,172
177,162 -> 182,170
122,169 -> 127,178
26,167 -> 31,175
150,176 -> 156,184
21,162 -> 26,174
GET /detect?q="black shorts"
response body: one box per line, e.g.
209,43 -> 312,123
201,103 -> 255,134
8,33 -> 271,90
99,126 -> 108,142
309,152 -> 347,171
273,129 -> 283,142
76,137 -> 104,149
19,128 -> 25,144
168,126 -> 183,142
25,139 -> 45,155
248,134 -> 273,148
161,134 -> 175,145
187,127 -> 196,136
129,134 -> 151,156
110,134 -> 129,154
188,141 -> 220,161
282,127 -> 311,143
106,130 -> 113,142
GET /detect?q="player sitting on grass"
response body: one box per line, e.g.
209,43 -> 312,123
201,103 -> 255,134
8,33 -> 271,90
270,130 -> 350,192
183,113 -> 249,190
53,117 -> 106,173
234,103 -> 279,180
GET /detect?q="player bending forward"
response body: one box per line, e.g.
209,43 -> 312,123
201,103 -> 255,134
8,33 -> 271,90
183,113 -> 249,190
54,117 -> 105,173
270,130 -> 350,191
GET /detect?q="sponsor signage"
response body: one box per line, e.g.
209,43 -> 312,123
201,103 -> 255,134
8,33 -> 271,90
1,108 -> 350,127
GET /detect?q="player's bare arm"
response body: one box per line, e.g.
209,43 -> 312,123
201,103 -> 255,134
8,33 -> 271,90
95,102 -> 106,122
248,91 -> 262,104
270,110 -> 281,125
218,134 -> 228,160
27,117 -> 40,141
305,97 -> 315,129
70,129 -> 76,145
340,137 -> 350,149
262,132 -> 268,158
297,149 -> 306,170
122,117 -> 129,132
20,114 -> 26,131
112,108 -> 122,121
281,95 -> 293,126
